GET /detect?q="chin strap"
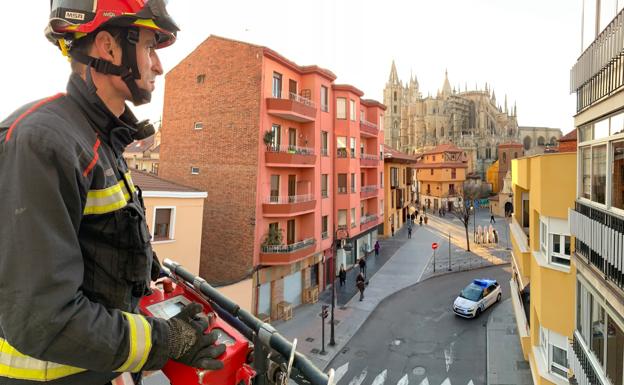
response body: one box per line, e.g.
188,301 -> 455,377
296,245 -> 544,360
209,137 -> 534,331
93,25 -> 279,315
69,27 -> 151,106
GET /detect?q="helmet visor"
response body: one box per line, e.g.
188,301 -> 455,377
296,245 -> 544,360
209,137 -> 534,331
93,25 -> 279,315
51,0 -> 96,13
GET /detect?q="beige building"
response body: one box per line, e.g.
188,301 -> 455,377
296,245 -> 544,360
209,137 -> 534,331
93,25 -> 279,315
382,145 -> 418,237
124,130 -> 161,175
519,126 -> 563,155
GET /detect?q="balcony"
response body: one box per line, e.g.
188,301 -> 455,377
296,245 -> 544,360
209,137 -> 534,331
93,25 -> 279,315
265,145 -> 316,167
360,153 -> 379,168
359,119 -> 379,137
570,331 -> 606,385
569,202 -> 624,291
262,194 -> 316,217
360,185 -> 378,200
259,237 -> 316,265
360,214 -> 379,232
570,8 -> 624,112
266,92 -> 316,122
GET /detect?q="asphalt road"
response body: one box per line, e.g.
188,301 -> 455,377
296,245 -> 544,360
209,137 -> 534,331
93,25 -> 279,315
328,265 -> 511,385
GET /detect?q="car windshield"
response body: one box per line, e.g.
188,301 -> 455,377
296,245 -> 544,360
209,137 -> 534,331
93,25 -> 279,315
460,283 -> 483,302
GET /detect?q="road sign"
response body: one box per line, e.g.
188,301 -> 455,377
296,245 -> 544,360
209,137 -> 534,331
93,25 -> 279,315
431,242 -> 438,250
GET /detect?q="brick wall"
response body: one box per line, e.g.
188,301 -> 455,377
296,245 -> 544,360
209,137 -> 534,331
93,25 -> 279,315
159,36 -> 263,284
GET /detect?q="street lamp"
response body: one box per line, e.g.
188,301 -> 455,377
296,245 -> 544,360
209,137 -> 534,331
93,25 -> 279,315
330,234 -> 352,346
470,204 -> 475,242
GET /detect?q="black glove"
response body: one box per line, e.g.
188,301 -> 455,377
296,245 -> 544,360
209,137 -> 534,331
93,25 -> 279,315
166,303 -> 226,370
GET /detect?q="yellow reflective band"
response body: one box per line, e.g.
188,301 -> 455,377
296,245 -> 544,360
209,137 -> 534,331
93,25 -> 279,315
132,19 -> 160,30
115,313 -> 152,373
0,338 -> 86,381
83,178 -> 136,215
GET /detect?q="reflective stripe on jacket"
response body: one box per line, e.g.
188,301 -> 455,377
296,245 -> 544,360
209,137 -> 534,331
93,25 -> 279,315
0,73 -> 169,384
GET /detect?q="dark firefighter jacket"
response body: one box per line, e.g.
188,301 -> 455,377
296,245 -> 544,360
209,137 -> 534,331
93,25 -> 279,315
0,73 -> 170,384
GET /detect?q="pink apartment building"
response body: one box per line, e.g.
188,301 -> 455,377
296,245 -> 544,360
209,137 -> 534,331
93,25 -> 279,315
159,35 -> 384,320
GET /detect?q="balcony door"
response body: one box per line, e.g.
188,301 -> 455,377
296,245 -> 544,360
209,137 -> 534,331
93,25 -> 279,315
289,79 -> 297,99
287,219 -> 295,245
288,128 -> 296,150
288,175 -> 296,201
270,175 -> 280,203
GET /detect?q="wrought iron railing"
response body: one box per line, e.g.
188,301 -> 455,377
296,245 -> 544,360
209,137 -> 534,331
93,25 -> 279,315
266,144 -> 315,156
360,214 -> 378,225
361,185 -> 378,193
360,153 -> 379,161
265,194 -> 314,204
360,118 -> 378,129
569,331 -> 606,385
570,201 -> 624,290
261,238 -> 315,253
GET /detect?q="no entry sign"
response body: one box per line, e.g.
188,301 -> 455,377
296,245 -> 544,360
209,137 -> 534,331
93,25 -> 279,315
431,242 -> 439,250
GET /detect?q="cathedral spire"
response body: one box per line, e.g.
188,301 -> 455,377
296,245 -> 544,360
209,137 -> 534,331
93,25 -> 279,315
491,89 -> 496,103
504,94 -> 508,114
441,68 -> 452,96
389,60 -> 399,84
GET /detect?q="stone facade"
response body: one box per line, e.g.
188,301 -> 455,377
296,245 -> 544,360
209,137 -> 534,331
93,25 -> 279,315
383,61 -> 521,178
518,126 -> 563,155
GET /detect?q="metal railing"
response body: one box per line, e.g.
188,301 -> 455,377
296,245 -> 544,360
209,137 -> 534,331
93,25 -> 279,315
360,214 -> 378,225
266,144 -> 315,156
570,331 -> 606,385
570,8 -> 624,111
361,185 -> 378,193
337,149 -> 348,158
320,148 -> 328,157
261,237 -> 315,253
337,186 -> 347,194
360,153 -> 379,161
360,118 -> 378,129
265,194 -> 314,204
569,201 -> 624,290
337,225 -> 348,231
289,92 -> 316,108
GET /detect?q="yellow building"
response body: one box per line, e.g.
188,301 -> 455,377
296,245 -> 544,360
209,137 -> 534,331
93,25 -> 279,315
509,152 -> 577,385
486,160 -> 500,193
382,145 -> 418,237
414,143 -> 467,212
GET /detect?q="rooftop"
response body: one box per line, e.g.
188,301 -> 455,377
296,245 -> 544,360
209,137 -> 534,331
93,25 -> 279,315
130,169 -> 204,193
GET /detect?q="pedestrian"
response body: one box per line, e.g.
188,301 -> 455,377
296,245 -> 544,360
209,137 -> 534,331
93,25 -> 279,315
493,229 -> 499,243
424,215 -> 429,225
374,240 -> 380,256
408,226 -> 412,239
359,256 -> 367,277
339,264 -> 347,286
356,272 -> 366,301
419,216 -> 423,226
391,224 -> 395,237
0,2 -> 225,384
490,214 -> 496,224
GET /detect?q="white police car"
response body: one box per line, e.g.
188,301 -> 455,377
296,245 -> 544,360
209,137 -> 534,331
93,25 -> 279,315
453,279 -> 502,318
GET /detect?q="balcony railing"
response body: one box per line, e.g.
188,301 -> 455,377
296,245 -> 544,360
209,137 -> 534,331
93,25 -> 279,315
361,185 -> 378,193
337,148 -> 348,158
337,186 -> 347,194
360,153 -> 379,168
360,153 -> 378,160
570,7 -> 624,111
570,331 -> 606,385
261,237 -> 315,254
360,214 -> 378,225
359,119 -> 379,136
321,148 -> 328,157
289,92 -> 315,108
266,144 -> 315,156
266,194 -> 314,204
570,201 -> 624,290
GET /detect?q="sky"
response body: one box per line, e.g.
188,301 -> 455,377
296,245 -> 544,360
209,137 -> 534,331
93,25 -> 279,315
1,1 -> 581,133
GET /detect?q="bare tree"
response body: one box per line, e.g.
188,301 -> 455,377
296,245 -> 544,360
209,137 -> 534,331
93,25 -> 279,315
450,188 -> 478,252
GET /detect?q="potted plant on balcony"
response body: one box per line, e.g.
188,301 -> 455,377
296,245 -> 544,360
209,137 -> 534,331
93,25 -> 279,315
262,226 -> 284,249
263,131 -> 275,151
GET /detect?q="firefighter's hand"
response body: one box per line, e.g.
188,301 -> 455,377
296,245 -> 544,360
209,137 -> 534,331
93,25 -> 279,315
166,303 -> 226,370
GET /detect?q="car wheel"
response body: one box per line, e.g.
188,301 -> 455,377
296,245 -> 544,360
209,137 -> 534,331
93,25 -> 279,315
475,308 -> 482,318
497,293 -> 501,303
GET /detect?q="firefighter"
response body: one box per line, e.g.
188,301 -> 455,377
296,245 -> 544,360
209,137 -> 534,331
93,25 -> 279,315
0,1 -> 225,384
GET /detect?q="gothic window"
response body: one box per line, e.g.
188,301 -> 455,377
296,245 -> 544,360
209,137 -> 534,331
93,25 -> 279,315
394,105 -> 397,113
523,136 -> 531,150
538,136 -> 545,146
502,152 -> 507,164
394,91 -> 397,101
393,121 -> 399,131
441,126 -> 445,136
550,137 -> 557,145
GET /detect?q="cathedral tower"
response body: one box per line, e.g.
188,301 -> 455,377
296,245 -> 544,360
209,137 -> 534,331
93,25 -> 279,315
383,60 -> 403,149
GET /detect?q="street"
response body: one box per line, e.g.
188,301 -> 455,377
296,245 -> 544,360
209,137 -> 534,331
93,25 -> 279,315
328,265 -> 511,385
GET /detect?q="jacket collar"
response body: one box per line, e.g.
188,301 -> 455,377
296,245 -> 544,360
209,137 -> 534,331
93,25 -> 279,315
66,72 -> 139,156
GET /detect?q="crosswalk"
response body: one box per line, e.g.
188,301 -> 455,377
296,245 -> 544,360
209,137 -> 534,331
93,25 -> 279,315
333,362 -> 475,385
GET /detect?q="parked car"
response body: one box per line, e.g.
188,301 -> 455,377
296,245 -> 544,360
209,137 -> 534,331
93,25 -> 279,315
453,279 -> 502,318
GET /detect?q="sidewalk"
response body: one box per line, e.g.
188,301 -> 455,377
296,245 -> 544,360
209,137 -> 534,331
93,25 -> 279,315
486,299 -> 533,385
273,208 -> 515,372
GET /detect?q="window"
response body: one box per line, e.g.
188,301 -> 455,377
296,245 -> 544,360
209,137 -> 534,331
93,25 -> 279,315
522,193 -> 530,230
592,145 -> 607,204
321,131 -> 328,156
393,91 -> 397,101
271,124 -> 281,149
338,174 -> 347,194
614,141 -> 624,210
390,167 -> 399,188
427,184 -> 431,195
582,147 -> 591,199
321,174 -> 328,198
350,137 -> 356,158
361,172 -> 365,187
550,234 -> 571,266
449,184 -> 455,195
322,216 -> 328,238
337,97 -> 346,119
272,72 -> 282,98
351,173 -> 356,193
350,100 -> 356,121
338,209 -> 347,228
321,86 -> 328,112
351,208 -> 356,227
196,74 -> 205,84
191,167 -> 199,175
502,152 -> 507,164
550,345 -> 568,378
393,105 -> 397,113
153,208 -> 174,241
451,168 -> 457,179
380,145 -> 384,160
380,200 -> 384,216
270,175 -> 280,202
337,136 -> 347,157
194,121 -> 203,130
380,172 -> 383,188
430,169 -> 434,175
540,220 -> 547,255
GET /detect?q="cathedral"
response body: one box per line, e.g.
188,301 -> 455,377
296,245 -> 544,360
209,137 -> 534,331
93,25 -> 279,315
383,61 -> 520,177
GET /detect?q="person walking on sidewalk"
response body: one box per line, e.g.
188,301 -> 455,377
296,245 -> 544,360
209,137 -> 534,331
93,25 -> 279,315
339,264 -> 346,286
391,224 -> 395,237
356,272 -> 366,301
374,240 -> 380,256
358,256 -> 367,278
407,224 -> 412,239
490,214 -> 496,224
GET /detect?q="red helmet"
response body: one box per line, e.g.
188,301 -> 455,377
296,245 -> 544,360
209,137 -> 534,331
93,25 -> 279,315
46,0 -> 179,49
